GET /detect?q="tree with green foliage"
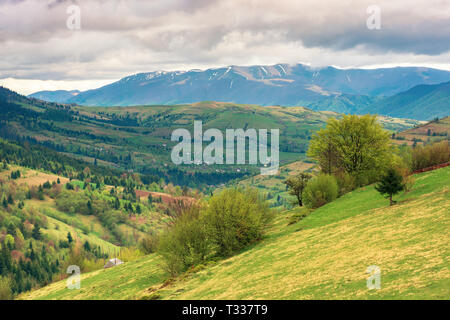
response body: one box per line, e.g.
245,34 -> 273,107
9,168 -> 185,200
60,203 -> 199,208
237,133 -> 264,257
375,169 -> 405,206
32,225 -> 42,240
4,235 -> 14,250
113,197 -> 120,210
87,200 -> 93,214
148,194 -> 153,205
308,115 -> 391,184
7,195 -> 13,205
83,241 -> 91,252
67,232 -> 73,244
2,197 -> 8,208
10,170 -> 21,179
43,181 -> 51,189
284,173 -> 312,207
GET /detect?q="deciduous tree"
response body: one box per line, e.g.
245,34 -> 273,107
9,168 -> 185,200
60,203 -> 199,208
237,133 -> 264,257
284,173 -> 312,206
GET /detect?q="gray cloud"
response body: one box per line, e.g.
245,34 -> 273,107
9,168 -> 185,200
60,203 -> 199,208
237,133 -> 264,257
0,0 -> 449,85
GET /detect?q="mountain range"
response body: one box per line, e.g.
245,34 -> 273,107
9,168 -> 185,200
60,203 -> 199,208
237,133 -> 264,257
361,81 -> 450,120
29,64 -> 450,120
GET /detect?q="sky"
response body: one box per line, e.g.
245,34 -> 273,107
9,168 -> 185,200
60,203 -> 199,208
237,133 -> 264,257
1,0 -> 450,95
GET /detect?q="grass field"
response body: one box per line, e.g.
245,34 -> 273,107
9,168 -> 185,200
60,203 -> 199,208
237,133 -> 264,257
0,166 -> 69,187
20,166 -> 450,300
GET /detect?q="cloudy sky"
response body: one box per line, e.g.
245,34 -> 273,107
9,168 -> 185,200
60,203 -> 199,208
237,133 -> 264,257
1,0 -> 450,95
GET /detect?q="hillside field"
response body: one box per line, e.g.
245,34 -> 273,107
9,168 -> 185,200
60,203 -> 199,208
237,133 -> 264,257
20,166 -> 450,300
392,116 -> 449,146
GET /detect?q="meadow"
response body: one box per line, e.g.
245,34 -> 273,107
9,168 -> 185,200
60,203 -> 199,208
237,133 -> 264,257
20,166 -> 449,300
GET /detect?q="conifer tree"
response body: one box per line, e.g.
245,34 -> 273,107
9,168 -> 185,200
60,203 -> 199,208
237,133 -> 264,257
375,169 -> 405,206
67,232 -> 73,244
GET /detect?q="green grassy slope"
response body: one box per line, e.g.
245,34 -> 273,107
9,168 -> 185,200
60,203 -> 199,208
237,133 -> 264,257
21,166 -> 450,300
0,164 -> 168,254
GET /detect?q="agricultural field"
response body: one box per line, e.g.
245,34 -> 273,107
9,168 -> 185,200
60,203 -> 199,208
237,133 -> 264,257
392,116 -> 450,146
20,166 -> 450,300
0,166 -> 69,187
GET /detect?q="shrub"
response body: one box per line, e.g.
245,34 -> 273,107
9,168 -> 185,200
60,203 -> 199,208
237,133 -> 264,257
0,276 -> 12,300
158,205 -> 216,276
287,207 -> 311,225
303,174 -> 339,209
412,141 -> 450,171
157,188 -> 273,276
117,247 -> 144,262
140,233 -> 160,254
335,171 -> 356,196
204,188 -> 272,257
395,166 -> 415,192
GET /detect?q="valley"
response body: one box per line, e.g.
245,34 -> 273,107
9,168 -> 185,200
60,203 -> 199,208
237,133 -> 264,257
0,86 -> 448,301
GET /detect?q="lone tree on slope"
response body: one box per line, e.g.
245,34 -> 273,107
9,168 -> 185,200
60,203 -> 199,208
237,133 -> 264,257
284,172 -> 312,207
375,169 -> 405,206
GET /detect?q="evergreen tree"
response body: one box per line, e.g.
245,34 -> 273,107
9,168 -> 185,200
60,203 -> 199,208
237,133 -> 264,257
32,225 -> 42,240
148,193 -> 153,205
43,181 -> 51,189
87,200 -> 93,214
114,197 -> 120,210
83,241 -> 91,252
67,232 -> 73,244
2,197 -> 8,208
375,169 -> 405,206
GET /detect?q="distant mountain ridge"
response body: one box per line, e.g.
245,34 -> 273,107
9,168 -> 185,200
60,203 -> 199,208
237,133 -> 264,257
29,89 -> 80,103
362,81 -> 450,120
28,63 -> 450,120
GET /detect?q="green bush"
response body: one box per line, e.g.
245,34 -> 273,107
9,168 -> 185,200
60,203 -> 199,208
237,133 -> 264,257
140,233 -> 160,254
412,141 -> 450,171
158,205 -> 216,276
204,188 -> 272,257
353,169 -> 382,188
158,188 -> 273,276
303,174 -> 339,209
335,171 -> 356,196
0,276 -> 13,300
